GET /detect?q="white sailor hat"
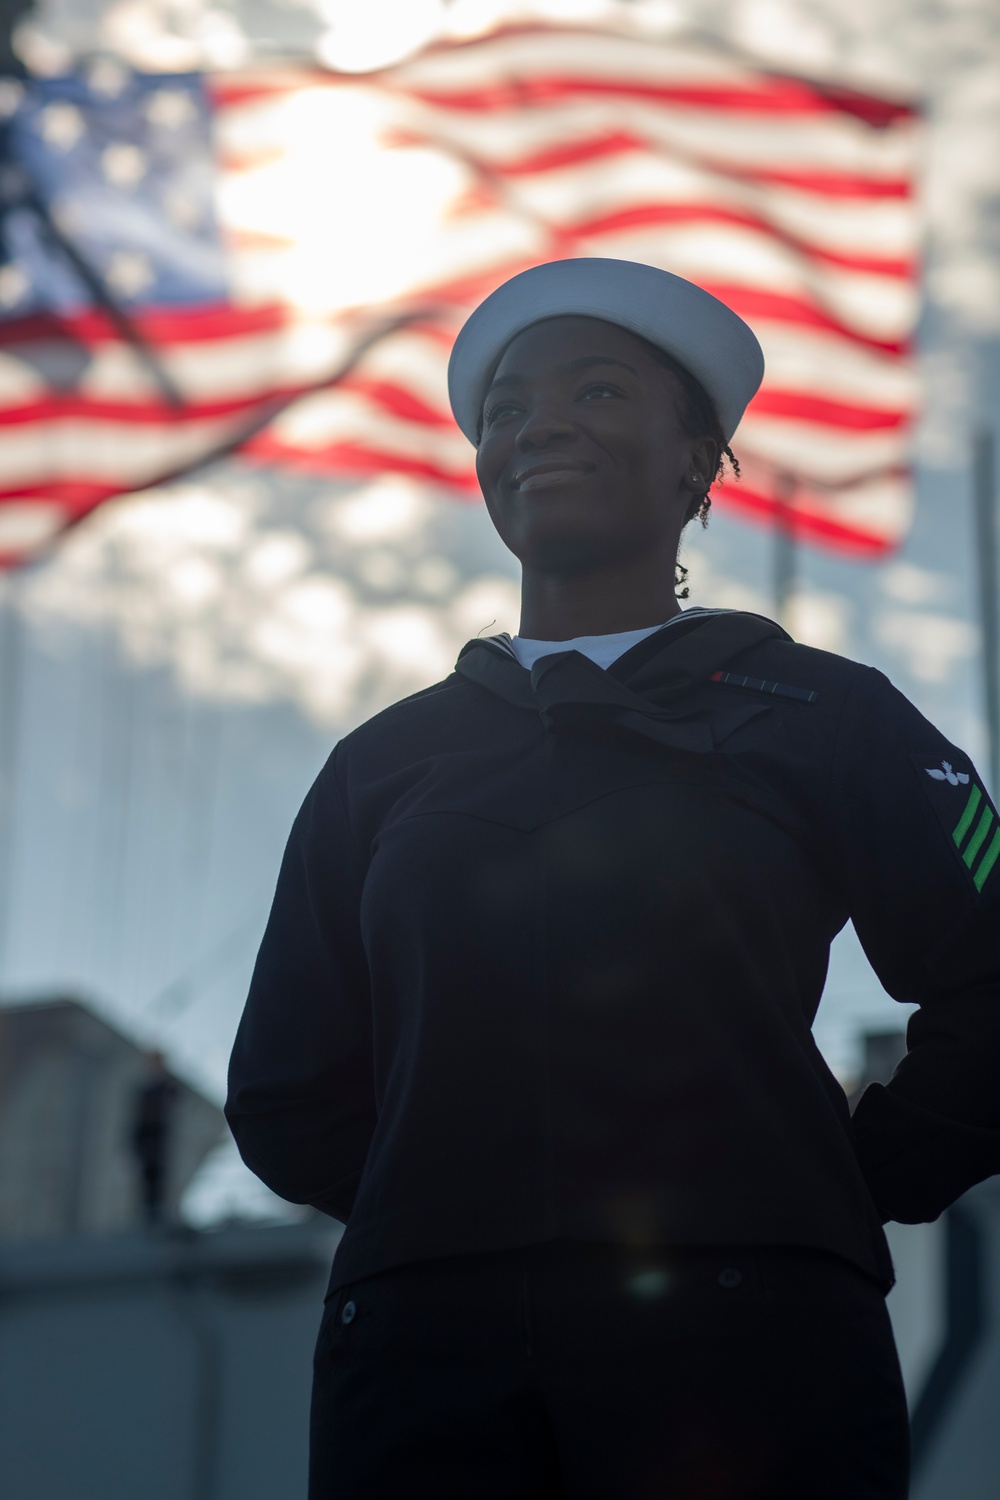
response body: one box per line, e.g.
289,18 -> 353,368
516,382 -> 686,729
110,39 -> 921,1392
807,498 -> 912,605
448,258 -> 764,447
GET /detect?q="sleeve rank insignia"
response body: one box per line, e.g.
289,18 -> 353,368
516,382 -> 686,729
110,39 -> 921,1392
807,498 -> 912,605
917,756 -> 1000,895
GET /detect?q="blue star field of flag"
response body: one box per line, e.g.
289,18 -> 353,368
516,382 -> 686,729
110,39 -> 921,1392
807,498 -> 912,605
0,62 -> 227,318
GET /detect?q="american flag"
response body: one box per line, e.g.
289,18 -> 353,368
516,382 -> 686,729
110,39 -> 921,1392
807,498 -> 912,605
0,24 -> 920,568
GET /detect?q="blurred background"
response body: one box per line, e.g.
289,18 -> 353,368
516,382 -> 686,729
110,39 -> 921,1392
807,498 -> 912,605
0,1 -> 998,1496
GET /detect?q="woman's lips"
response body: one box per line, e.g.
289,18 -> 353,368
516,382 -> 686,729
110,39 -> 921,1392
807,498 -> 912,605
513,461 -> 593,491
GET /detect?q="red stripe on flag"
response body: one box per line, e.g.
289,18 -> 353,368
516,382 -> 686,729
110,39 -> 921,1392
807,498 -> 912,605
208,72 -> 330,109
337,377 -> 454,428
0,392 -> 298,425
695,284 -> 912,354
403,127 -> 913,199
0,480 -> 130,508
748,390 -> 910,430
245,433 -> 480,491
0,302 -> 289,347
718,481 -> 896,556
719,165 -> 913,199
406,77 -> 916,122
563,202 -> 914,277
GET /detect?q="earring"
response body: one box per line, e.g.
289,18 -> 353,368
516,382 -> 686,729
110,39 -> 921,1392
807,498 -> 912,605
689,474 -> 702,487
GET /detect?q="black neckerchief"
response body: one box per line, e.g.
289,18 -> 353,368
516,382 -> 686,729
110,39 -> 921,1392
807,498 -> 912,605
455,612 -> 790,755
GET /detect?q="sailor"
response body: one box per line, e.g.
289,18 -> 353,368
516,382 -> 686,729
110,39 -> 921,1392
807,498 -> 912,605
226,258 -> 1000,1499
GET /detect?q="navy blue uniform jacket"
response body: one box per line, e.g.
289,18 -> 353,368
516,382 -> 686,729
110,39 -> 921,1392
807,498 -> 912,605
226,611 -> 1000,1293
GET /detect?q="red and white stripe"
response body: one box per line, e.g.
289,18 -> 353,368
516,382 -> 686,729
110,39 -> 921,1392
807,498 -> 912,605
0,301 -> 381,565
0,23 -> 921,566
245,26 -> 922,555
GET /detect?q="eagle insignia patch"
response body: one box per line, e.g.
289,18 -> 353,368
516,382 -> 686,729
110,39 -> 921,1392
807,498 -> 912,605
925,760 -> 969,785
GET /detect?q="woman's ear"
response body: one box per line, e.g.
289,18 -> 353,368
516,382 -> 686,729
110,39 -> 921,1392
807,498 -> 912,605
683,435 -> 718,496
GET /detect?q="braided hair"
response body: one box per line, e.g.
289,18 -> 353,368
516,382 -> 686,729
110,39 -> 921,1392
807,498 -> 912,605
638,338 -> 740,598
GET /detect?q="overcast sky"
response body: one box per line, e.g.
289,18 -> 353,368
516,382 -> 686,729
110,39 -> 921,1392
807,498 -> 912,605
1,0 -> 998,1222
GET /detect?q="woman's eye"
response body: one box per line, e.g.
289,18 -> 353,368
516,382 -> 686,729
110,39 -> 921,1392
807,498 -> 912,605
484,401 -> 519,426
580,383 -> 620,401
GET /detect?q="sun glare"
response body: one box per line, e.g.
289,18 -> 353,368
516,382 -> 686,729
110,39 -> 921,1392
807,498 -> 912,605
217,86 -> 471,315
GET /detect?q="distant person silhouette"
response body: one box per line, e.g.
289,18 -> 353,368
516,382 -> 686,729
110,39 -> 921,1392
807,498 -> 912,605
130,1049 -> 178,1227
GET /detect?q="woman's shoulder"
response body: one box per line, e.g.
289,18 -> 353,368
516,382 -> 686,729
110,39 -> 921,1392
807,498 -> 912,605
330,664 -> 497,778
705,620 -> 934,757
729,630 -> 946,764
731,628 -> 891,703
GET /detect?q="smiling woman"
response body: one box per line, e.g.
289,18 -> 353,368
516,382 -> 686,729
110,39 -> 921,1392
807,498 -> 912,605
475,317 -> 722,617
226,258 -> 1000,1500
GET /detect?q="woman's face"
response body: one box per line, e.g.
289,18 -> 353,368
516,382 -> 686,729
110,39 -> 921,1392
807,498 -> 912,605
475,315 -> 713,577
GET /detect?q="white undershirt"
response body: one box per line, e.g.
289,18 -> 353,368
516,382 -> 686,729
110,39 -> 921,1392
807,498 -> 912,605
507,607 -> 726,672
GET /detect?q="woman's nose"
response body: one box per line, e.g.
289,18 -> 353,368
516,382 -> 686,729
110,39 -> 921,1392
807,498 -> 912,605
515,402 -> 574,450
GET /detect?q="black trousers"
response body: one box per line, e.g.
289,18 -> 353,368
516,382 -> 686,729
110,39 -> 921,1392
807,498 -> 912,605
310,1241 -> 910,1500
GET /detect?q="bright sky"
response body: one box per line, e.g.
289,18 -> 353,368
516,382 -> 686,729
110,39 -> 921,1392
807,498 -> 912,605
3,0 -> 999,1224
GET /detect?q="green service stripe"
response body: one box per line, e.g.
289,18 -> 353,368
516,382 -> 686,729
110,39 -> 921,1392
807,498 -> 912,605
963,805 -> 995,868
953,784 -> 983,846
974,828 -> 1000,892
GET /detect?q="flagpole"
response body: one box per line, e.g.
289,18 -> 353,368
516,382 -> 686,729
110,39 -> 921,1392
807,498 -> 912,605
973,428 -> 1000,798
773,470 -> 797,630
0,569 -> 24,988
0,0 -> 25,992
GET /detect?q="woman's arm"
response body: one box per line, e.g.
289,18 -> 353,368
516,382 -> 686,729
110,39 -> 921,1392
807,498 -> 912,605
828,668 -> 1000,1224
225,743 -> 376,1222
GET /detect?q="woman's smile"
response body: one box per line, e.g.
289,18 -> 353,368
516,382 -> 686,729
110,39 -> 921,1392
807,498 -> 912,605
513,457 -> 596,490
